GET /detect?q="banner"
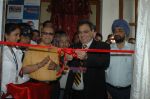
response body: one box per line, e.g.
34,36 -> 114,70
7,0 -> 40,29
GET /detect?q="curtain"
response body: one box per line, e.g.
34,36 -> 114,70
130,0 -> 150,99
50,0 -> 91,40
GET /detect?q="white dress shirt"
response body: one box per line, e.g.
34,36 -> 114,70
59,70 -> 70,89
106,41 -> 134,87
1,46 -> 29,94
72,39 -> 93,90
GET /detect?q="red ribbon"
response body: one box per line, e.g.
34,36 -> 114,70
0,41 -> 135,76
0,41 -> 135,53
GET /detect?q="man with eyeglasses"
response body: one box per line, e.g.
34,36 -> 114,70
64,20 -> 110,99
22,26 -> 61,99
40,27 -> 55,46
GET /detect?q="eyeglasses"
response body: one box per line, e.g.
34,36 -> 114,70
42,32 -> 54,36
78,30 -> 91,34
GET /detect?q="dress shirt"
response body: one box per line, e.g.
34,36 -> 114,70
106,41 -> 134,87
72,39 -> 93,90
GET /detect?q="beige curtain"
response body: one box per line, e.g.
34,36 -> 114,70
130,0 -> 150,99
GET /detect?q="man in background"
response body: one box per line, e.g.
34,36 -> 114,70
106,19 -> 134,99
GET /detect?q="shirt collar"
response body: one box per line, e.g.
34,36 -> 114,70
83,39 -> 93,48
111,41 -> 130,49
4,46 -> 22,54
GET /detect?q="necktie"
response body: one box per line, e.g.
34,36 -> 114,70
74,44 -> 87,86
82,44 -> 87,49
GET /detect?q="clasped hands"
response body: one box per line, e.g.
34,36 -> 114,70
38,50 -> 87,71
66,50 -> 87,73
38,56 -> 58,70
66,50 -> 88,61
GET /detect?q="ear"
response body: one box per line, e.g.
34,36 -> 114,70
92,30 -> 96,37
5,34 -> 9,40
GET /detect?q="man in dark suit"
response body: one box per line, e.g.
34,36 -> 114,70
63,20 -> 110,99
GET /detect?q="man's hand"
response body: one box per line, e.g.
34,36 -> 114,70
63,66 -> 70,73
75,50 -> 88,60
66,54 -> 73,61
38,56 -> 50,68
48,60 -> 58,70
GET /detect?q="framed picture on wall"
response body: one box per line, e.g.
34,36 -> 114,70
24,0 -> 40,6
23,5 -> 40,20
7,5 -> 23,19
89,0 -> 102,33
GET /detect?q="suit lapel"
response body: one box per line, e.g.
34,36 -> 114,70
89,40 -> 97,49
75,43 -> 82,49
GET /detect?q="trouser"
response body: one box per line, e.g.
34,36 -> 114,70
71,90 -> 85,99
106,83 -> 131,99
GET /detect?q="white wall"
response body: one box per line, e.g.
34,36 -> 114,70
102,0 -> 119,41
102,0 -> 136,40
40,2 -> 51,24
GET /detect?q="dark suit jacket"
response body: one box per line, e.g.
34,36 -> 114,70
64,40 -> 110,99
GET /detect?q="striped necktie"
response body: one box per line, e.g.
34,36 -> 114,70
74,44 -> 87,86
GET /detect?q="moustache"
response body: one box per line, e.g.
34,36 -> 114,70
114,35 -> 125,43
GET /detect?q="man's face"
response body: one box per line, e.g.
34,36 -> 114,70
95,36 -> 102,42
41,27 -> 54,45
59,36 -> 70,48
32,32 -> 40,41
20,36 -> 31,44
114,27 -> 126,43
78,24 -> 95,44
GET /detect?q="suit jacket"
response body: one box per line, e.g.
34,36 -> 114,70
64,40 -> 110,99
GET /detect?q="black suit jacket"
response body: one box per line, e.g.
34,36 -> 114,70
64,40 -> 110,99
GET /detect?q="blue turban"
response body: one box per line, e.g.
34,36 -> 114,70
112,19 -> 130,36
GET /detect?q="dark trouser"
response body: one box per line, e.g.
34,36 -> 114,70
106,83 -> 131,99
63,89 -> 85,99
59,89 -> 65,99
50,80 -> 60,99
71,90 -> 85,99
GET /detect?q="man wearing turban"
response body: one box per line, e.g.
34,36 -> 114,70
106,19 -> 134,99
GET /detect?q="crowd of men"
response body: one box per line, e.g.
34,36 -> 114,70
1,19 -> 135,99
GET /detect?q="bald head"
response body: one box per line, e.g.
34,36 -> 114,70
41,27 -> 55,45
41,27 -> 54,33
